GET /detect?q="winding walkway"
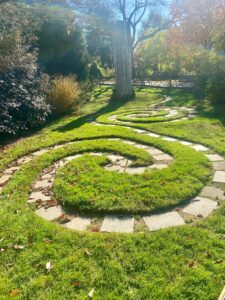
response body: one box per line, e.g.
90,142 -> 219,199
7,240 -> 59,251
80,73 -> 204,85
1,97 -> 225,233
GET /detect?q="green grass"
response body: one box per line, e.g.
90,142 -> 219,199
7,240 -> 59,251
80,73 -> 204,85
1,87 -> 225,299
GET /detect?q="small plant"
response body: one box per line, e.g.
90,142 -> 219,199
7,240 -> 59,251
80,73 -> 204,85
47,75 -> 81,116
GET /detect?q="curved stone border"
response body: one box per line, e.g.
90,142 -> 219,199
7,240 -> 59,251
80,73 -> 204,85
0,96 -> 225,233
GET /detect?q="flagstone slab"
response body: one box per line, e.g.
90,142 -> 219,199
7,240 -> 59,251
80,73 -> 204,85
143,212 -> 185,231
205,154 -> 224,162
34,180 -> 53,189
213,171 -> 225,183
101,216 -> 134,233
104,165 -> 124,172
148,164 -> 168,170
17,156 -> 33,164
32,149 -> 49,156
200,186 -> 225,201
126,167 -> 146,174
162,137 -> 177,142
0,175 -> 11,186
36,206 -> 64,221
153,154 -> 173,161
191,144 -> 209,151
213,161 -> 225,171
4,166 -> 20,174
65,216 -> 91,231
146,133 -> 160,138
183,197 -> 218,217
29,191 -> 52,203
146,148 -> 164,155
180,141 -> 193,146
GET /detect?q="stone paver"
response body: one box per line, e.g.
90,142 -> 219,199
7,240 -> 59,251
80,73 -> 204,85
32,149 -> 48,156
143,212 -> 185,231
162,137 -> 177,142
146,148 -> 163,155
180,141 -> 193,146
213,161 -> 225,171
17,156 -> 33,164
65,216 -> 91,231
153,154 -> 173,161
0,175 -> 11,186
148,164 -> 168,170
200,186 -> 225,201
4,166 -> 20,174
101,216 -> 134,233
205,154 -> 224,162
29,191 -> 52,203
126,167 -> 146,174
105,165 -> 123,172
147,133 -> 160,138
36,206 -> 64,221
34,180 -> 53,189
183,197 -> 218,217
213,171 -> 225,183
191,144 -> 209,151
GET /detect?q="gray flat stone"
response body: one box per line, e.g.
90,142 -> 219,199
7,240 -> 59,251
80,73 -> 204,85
0,175 -> 11,186
4,166 -> 20,174
143,212 -> 185,231
200,186 -> 225,200
126,167 -> 146,174
180,141 -> 193,146
162,137 -> 177,142
183,197 -> 218,217
153,154 -> 173,161
205,154 -> 224,162
32,149 -> 48,156
146,148 -> 163,155
105,165 -> 124,172
191,144 -> 209,151
29,191 -> 52,203
65,216 -> 91,231
17,156 -> 33,164
146,133 -> 160,138
34,180 -> 53,189
213,161 -> 225,171
107,154 -> 125,163
213,171 -> 225,183
133,129 -> 146,134
36,206 -> 64,221
101,216 -> 134,233
148,164 -> 168,170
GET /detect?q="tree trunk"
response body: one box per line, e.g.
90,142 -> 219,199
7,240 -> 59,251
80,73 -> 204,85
111,21 -> 135,101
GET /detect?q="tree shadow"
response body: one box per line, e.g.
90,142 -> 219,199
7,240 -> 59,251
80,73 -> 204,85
54,97 -> 128,133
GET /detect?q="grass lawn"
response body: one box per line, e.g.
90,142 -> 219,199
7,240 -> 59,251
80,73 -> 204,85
0,87 -> 225,299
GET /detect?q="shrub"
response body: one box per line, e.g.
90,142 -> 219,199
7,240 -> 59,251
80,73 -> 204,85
0,31 -> 51,135
47,75 -> 81,115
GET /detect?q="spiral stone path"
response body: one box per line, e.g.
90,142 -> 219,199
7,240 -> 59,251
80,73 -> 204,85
1,96 -> 225,233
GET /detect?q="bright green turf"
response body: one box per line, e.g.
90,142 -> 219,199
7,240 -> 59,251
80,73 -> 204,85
116,108 -> 188,123
53,138 -> 210,214
0,87 -> 225,299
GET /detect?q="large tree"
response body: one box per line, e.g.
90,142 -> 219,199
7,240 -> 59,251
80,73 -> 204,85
77,0 -> 168,100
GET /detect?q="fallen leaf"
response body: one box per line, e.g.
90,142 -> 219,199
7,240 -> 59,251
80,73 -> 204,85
88,288 -> 94,298
9,289 -> 20,297
43,239 -> 52,244
71,280 -> 80,287
188,261 -> 197,268
85,249 -> 91,256
46,261 -> 53,272
14,245 -> 25,250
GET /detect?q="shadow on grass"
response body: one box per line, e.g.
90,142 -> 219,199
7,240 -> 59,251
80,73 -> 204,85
54,97 -> 129,132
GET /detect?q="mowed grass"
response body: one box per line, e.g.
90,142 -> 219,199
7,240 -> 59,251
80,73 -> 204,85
0,87 -> 225,299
